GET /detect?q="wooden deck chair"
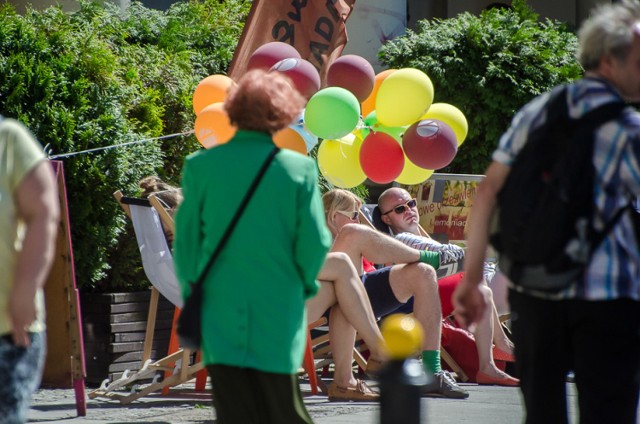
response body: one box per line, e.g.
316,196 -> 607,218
87,192 -> 206,404
358,206 -> 469,382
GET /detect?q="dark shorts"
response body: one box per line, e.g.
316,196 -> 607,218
362,266 -> 404,318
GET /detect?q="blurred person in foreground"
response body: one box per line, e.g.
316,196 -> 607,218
0,117 -> 59,423
454,1 -> 640,422
173,69 -> 331,424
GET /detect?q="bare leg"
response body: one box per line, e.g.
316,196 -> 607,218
328,305 -> 359,388
388,263 -> 441,351
488,271 -> 510,316
473,285 -> 516,378
332,224 -> 421,274
474,285 -> 498,375
307,252 -> 385,359
306,252 -> 386,390
492,304 -> 515,353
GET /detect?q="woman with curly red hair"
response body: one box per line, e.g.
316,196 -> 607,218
174,69 -> 331,423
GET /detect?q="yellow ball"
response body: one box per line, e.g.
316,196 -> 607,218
381,314 -> 424,359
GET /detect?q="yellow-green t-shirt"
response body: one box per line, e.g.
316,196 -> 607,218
0,118 -> 47,335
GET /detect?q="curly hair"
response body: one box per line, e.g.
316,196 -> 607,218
224,69 -> 306,134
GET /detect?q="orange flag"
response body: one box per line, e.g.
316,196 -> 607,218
228,0 -> 356,85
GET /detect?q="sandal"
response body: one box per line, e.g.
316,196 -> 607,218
327,379 -> 380,402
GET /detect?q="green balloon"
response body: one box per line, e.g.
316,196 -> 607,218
304,87 -> 360,140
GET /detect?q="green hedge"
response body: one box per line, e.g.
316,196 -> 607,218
379,0 -> 583,174
0,0 -> 250,291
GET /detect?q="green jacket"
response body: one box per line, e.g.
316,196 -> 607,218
174,130 -> 331,374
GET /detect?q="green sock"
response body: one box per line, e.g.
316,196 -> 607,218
422,350 -> 442,374
419,250 -> 440,270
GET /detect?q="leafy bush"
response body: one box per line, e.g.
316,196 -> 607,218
0,0 -> 249,291
379,0 -> 583,174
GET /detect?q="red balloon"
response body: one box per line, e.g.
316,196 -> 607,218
403,119 -> 458,170
359,132 -> 405,184
247,42 -> 301,72
326,55 -> 375,103
270,58 -> 321,99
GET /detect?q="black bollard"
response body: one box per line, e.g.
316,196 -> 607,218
378,314 -> 431,424
379,357 -> 431,424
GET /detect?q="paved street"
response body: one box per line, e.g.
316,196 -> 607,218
28,378 -> 586,424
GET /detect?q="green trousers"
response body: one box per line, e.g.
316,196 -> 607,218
207,364 -> 313,424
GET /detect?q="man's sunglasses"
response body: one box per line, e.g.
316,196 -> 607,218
382,199 -> 417,215
336,210 -> 359,220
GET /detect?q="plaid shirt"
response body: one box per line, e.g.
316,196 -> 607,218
494,77 -> 640,301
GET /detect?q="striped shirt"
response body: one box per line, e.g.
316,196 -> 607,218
395,232 -> 497,283
494,77 -> 640,301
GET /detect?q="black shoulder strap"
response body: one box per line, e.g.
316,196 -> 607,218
192,146 -> 279,288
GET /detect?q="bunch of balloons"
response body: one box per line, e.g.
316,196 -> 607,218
315,64 -> 469,187
190,41 -> 469,189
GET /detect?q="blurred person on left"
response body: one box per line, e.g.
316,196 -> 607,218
0,116 -> 60,423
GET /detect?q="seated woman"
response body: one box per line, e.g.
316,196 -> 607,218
306,252 -> 387,401
326,188 -> 518,387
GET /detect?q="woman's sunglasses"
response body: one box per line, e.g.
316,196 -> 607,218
382,199 -> 417,215
336,210 -> 359,220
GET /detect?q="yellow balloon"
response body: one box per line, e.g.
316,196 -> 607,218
421,103 -> 469,146
194,102 -> 236,149
376,68 -> 434,127
192,75 -> 235,116
381,314 -> 424,360
273,127 -> 307,155
395,155 -> 434,185
317,137 -> 366,188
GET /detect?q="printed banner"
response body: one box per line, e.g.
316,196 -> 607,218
228,0 -> 356,83
403,174 -> 484,246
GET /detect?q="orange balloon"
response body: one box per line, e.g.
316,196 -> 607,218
193,75 -> 235,116
360,69 -> 396,117
273,127 -> 307,155
194,102 -> 236,148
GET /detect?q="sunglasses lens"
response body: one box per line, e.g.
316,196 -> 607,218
352,212 -> 359,220
393,199 -> 417,214
394,205 -> 407,214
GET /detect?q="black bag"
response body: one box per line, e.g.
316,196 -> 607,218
177,278 -> 205,350
490,85 -> 627,292
177,147 -> 279,350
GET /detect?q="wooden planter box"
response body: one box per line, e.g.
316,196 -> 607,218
81,291 -> 176,385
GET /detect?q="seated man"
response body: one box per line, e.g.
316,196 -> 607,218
377,187 -> 517,385
323,190 -> 470,400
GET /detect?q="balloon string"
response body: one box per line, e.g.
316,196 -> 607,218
46,130 -> 195,159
